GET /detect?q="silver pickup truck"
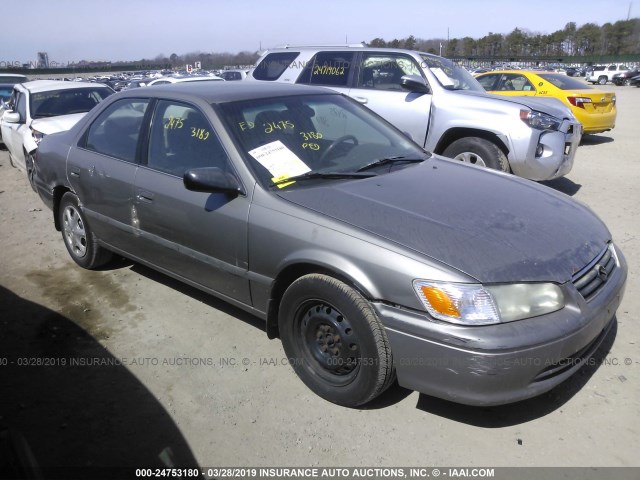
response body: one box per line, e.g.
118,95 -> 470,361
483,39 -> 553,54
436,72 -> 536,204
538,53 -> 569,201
247,46 -> 582,181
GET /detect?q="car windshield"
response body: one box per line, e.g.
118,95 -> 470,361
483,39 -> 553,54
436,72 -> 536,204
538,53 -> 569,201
420,54 -> 484,92
538,74 -> 594,90
30,87 -> 113,119
219,93 -> 429,189
0,85 -> 13,101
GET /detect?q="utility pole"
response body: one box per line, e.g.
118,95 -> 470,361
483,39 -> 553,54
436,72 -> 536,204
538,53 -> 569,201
628,2 -> 632,20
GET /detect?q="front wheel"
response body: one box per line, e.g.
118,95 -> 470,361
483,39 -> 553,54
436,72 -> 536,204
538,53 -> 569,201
59,192 -> 112,269
279,274 -> 395,407
25,151 -> 36,191
442,137 -> 510,173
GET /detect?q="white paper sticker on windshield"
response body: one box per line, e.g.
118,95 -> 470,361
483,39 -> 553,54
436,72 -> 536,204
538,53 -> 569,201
430,67 -> 454,86
248,141 -> 311,185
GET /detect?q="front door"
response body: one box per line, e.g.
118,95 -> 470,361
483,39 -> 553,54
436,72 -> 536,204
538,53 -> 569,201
349,52 -> 433,146
133,100 -> 251,303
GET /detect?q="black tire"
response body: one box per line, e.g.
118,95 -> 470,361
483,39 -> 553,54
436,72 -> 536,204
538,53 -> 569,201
25,151 -> 36,191
59,192 -> 112,269
598,76 -> 608,85
279,274 -> 395,407
442,137 -> 510,173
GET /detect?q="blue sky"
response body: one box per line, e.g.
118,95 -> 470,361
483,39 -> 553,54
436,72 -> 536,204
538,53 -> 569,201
4,0 -> 636,63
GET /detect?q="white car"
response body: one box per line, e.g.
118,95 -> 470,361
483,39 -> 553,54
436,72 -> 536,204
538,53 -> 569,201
219,69 -> 248,81
0,74 -> 29,144
0,80 -> 113,184
146,75 -> 224,86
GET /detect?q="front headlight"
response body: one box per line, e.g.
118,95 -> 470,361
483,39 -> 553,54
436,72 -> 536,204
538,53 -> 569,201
31,128 -> 46,144
412,280 -> 565,325
520,110 -> 562,131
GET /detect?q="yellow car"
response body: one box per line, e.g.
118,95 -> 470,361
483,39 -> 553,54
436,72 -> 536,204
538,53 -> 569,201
475,70 -> 616,134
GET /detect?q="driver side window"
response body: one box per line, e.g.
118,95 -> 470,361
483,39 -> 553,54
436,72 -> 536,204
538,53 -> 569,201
357,53 -> 423,91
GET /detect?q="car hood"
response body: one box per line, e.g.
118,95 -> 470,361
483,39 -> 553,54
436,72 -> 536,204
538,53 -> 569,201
30,112 -> 87,135
279,157 -> 610,284
458,90 -> 575,120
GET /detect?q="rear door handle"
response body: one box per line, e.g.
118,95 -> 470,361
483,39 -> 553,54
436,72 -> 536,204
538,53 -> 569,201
353,96 -> 368,104
136,191 -> 155,203
69,167 -> 80,177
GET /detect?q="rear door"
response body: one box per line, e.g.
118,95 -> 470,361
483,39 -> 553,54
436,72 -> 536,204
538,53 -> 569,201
69,97 -> 151,248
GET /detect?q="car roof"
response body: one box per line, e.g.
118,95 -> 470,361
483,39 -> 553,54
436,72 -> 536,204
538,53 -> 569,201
0,74 -> 28,80
17,79 -> 106,93
478,70 -> 549,76
264,45 -> 440,60
120,81 -> 334,103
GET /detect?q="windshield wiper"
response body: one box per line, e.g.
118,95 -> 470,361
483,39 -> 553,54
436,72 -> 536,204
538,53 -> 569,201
271,171 -> 376,188
356,156 -> 427,172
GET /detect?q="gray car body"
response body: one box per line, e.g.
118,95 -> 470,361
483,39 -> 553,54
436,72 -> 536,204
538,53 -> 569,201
247,46 -> 582,181
33,82 -> 627,406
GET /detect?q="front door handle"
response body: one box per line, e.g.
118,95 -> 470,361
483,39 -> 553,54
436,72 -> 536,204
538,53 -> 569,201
353,96 -> 368,104
136,191 -> 155,203
69,167 -> 80,177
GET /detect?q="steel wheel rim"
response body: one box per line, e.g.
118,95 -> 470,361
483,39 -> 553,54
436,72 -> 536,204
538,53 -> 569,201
454,151 -> 487,167
295,300 -> 360,386
62,205 -> 87,258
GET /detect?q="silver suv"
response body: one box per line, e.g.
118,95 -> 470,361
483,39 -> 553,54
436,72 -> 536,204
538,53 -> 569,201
247,46 -> 582,181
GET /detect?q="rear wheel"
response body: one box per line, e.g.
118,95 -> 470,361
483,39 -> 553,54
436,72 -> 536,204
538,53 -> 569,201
598,76 -> 608,85
623,78 -> 631,86
59,192 -> 112,269
442,137 -> 510,173
279,274 -> 395,407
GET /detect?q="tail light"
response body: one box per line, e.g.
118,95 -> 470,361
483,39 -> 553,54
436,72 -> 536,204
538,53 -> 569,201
567,97 -> 592,109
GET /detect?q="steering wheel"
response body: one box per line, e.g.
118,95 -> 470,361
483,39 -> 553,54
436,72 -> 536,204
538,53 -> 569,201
319,135 -> 359,162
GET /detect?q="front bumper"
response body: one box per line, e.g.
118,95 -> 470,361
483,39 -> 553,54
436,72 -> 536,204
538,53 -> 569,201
375,246 -> 627,406
509,119 -> 582,181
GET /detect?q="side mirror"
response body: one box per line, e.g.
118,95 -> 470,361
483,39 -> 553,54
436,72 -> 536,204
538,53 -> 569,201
183,167 -> 243,196
3,112 -> 21,124
400,75 -> 430,94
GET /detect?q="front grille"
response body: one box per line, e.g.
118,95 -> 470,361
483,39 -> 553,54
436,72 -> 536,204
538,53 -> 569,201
572,244 -> 616,300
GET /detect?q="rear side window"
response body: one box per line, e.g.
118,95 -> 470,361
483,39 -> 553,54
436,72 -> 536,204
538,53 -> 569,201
538,74 -> 593,90
297,52 -> 355,87
84,99 -> 150,163
253,52 -> 300,81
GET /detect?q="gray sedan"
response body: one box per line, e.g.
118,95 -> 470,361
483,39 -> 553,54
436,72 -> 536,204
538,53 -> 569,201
33,82 -> 627,407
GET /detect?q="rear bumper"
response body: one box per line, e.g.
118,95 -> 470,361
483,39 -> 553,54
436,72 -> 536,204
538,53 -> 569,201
577,110 -> 616,134
374,246 -> 627,406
